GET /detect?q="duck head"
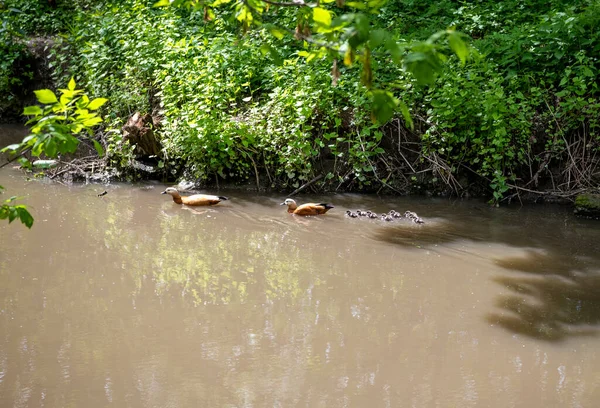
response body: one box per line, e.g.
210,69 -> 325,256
280,198 -> 297,209
161,187 -> 180,197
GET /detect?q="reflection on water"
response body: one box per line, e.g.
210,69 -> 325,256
1,164 -> 600,407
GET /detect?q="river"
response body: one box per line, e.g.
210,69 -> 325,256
1,129 -> 600,407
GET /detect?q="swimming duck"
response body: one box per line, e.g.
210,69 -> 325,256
356,210 -> 368,217
280,198 -> 334,216
346,210 -> 359,218
391,210 -> 402,218
161,187 -> 228,206
367,211 -> 378,219
413,217 -> 425,224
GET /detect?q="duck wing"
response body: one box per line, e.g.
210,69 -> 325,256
181,194 -> 224,206
293,203 -> 334,215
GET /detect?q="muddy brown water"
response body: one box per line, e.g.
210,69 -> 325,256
2,133 -> 600,407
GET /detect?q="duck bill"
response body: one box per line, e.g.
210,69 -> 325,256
161,190 -> 167,194
279,202 -> 286,206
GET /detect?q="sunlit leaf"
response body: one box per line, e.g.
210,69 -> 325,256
313,7 -> 332,27
68,77 -> 76,91
34,89 -> 58,104
23,106 -> 42,116
153,0 -> 171,6
83,117 -> 103,127
87,98 -> 108,110
448,31 -> 469,64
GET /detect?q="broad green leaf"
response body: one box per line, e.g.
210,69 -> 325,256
44,138 -> 58,157
34,89 -> 58,104
93,140 -> 105,157
345,2 -> 366,9
448,31 -> 468,64
153,0 -> 170,6
17,207 -> 33,228
87,98 -> 108,110
369,29 -> 387,49
83,117 -> 103,127
23,105 -> 42,116
404,52 -> 437,85
370,90 -> 398,124
268,26 -> 286,40
313,7 -> 332,27
68,77 -> 76,91
385,39 -> 403,63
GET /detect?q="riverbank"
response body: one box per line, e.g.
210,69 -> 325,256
1,0 -> 599,204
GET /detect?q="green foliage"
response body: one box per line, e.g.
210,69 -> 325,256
3,0 -> 598,202
1,78 -> 107,163
0,185 -> 33,228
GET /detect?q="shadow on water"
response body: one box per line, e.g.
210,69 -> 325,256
487,251 -> 600,342
372,205 -> 600,341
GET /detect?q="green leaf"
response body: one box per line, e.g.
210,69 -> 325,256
369,29 -> 387,49
87,98 -> 108,110
404,52 -> 438,85
23,105 -> 43,116
17,207 -> 34,228
68,77 -> 76,91
34,89 -> 58,104
448,31 -> 468,64
268,26 -> 286,40
83,117 -> 103,127
398,100 -> 414,130
370,90 -> 398,124
44,138 -> 58,157
153,0 -> 171,6
93,140 -> 104,157
313,7 -> 332,27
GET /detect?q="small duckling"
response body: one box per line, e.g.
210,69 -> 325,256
381,214 -> 394,222
404,210 -> 418,219
356,210 -> 367,217
413,217 -> 425,224
391,210 -> 402,218
281,198 -> 334,216
346,210 -> 358,218
367,211 -> 378,219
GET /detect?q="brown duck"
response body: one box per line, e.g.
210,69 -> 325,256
161,187 -> 228,206
280,198 -> 334,216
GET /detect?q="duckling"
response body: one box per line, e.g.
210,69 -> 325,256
356,210 -> 368,217
381,214 -> 394,222
404,210 -> 418,219
413,217 -> 425,224
346,210 -> 359,218
367,211 -> 378,219
391,210 -> 402,218
280,198 -> 334,216
161,187 -> 228,206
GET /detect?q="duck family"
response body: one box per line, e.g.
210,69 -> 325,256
161,187 -> 425,223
